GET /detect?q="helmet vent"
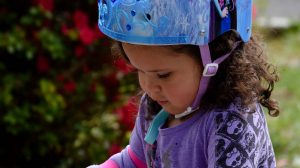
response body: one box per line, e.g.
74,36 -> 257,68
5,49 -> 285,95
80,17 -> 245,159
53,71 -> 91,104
146,13 -> 151,21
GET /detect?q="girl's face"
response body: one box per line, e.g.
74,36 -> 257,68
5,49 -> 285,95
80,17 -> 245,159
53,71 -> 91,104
122,43 -> 202,115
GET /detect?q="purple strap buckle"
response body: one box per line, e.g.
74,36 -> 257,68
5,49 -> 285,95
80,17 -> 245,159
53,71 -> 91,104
203,63 -> 218,77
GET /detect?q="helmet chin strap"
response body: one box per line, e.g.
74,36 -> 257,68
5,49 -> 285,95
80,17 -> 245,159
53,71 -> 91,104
174,106 -> 200,119
175,41 -> 242,119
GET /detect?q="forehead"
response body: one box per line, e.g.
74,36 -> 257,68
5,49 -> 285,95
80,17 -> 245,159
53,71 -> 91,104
121,43 -> 199,57
121,43 -> 196,70
121,43 -> 183,61
122,43 -> 174,53
121,42 -> 200,60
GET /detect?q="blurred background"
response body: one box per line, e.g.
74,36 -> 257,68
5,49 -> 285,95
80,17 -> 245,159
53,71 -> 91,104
0,0 -> 299,167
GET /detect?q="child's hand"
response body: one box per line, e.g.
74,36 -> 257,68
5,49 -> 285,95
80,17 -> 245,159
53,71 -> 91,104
221,7 -> 229,18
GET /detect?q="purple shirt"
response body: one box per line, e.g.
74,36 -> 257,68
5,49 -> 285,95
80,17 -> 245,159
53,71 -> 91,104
96,96 -> 276,168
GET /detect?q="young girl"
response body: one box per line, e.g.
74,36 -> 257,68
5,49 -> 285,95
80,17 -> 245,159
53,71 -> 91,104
89,0 -> 279,167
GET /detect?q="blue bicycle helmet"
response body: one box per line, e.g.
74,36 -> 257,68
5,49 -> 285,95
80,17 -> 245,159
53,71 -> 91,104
98,0 -> 252,45
98,0 -> 253,144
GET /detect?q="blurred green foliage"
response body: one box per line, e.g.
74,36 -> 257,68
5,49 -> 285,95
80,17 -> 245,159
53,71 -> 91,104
261,24 -> 300,167
0,1 -> 138,167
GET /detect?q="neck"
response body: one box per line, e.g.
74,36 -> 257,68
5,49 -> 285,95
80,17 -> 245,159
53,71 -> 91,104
165,109 -> 198,128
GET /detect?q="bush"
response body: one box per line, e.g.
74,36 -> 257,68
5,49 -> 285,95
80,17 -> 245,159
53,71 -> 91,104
0,1 -> 138,167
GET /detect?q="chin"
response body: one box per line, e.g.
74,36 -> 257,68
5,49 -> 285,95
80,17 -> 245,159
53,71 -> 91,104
163,106 -> 186,115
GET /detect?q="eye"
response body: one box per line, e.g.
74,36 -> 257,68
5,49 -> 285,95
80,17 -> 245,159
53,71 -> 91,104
157,72 -> 171,79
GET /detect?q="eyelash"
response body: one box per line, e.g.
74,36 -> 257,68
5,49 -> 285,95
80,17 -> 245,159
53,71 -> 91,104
157,72 -> 171,79
132,69 -> 171,79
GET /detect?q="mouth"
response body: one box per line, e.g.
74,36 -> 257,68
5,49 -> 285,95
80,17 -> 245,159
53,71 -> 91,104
157,100 -> 168,105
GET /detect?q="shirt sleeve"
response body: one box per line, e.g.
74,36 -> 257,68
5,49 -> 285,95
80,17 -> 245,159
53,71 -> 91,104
88,96 -> 148,168
206,103 -> 276,168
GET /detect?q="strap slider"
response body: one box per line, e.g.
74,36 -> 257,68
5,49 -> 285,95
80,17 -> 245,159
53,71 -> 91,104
203,63 -> 218,77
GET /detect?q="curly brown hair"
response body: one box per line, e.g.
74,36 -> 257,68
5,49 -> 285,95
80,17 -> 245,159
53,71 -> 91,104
111,30 -> 280,118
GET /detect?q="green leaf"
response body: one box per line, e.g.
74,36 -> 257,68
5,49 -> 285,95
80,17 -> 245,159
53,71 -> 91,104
26,49 -> 35,60
38,29 -> 66,59
0,62 -> 5,71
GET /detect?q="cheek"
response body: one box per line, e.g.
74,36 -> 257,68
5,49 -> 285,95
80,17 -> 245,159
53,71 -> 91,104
162,82 -> 190,99
138,73 -> 145,90
138,73 -> 148,92
164,73 -> 200,104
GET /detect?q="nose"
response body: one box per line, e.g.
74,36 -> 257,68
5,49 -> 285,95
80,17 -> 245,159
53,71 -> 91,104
140,76 -> 161,95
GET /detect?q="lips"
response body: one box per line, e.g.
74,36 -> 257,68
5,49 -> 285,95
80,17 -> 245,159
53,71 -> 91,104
157,100 -> 168,105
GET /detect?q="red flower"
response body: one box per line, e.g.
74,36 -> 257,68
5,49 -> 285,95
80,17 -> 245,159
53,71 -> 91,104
115,98 -> 138,130
79,26 -> 95,45
108,143 -> 122,156
94,24 -> 105,39
114,59 -> 135,74
75,45 -> 85,58
103,72 -> 118,88
89,83 -> 97,93
36,55 -> 50,73
42,20 -> 51,28
63,80 -> 77,94
102,72 -> 119,101
72,11 -> 98,45
73,10 -> 89,29
36,0 -> 54,12
82,65 -> 90,74
61,24 -> 70,36
56,74 -> 65,82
